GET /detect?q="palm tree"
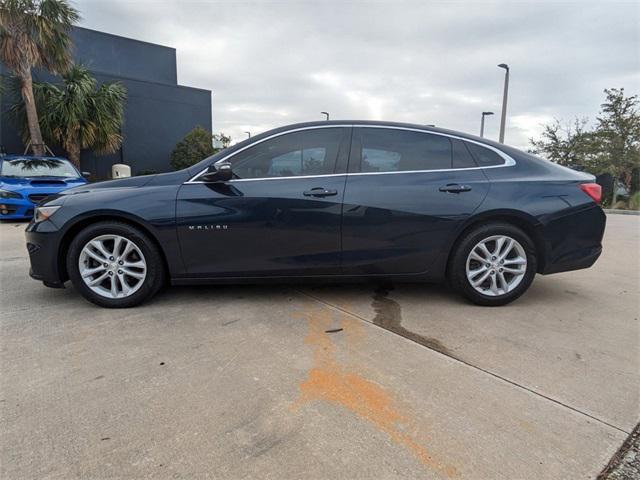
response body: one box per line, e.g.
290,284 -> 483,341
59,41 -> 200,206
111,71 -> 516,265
0,0 -> 79,156
14,65 -> 127,168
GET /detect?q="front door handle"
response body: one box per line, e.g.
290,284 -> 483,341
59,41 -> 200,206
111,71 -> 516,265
303,187 -> 338,197
439,184 -> 472,193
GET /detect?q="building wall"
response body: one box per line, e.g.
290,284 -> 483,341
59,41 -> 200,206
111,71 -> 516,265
0,27 -> 211,178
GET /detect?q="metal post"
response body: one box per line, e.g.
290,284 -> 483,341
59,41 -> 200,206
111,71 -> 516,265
480,111 -> 494,138
321,111 -> 329,121
498,64 -> 510,143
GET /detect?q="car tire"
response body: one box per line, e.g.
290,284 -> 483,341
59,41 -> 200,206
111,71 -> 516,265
67,221 -> 165,308
448,222 -> 537,306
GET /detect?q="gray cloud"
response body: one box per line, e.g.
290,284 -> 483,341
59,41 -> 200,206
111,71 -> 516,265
77,0 -> 639,148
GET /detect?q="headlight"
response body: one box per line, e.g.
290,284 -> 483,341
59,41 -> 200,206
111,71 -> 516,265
34,206 -> 61,223
0,188 -> 22,199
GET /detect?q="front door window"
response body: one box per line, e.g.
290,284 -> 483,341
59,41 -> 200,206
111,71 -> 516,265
230,128 -> 346,179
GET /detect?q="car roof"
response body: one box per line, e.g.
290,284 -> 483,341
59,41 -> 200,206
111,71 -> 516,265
189,119 -> 524,175
244,120 -> 510,150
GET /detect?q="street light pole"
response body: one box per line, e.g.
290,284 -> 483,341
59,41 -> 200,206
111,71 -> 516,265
480,111 -> 494,138
497,63 -> 509,144
245,131 -> 251,139
321,111 -> 329,121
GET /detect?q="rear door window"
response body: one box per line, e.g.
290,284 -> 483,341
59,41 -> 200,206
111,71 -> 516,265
355,128 -> 452,173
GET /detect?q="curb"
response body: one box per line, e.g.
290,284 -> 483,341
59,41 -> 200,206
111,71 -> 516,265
604,209 -> 640,216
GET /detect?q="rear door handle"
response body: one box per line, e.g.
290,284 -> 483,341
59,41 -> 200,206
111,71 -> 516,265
303,187 -> 338,197
439,184 -> 472,193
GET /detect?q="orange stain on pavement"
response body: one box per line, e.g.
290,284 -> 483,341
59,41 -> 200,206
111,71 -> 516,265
292,307 -> 458,478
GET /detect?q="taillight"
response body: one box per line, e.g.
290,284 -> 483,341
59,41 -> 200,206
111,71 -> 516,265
579,183 -> 602,203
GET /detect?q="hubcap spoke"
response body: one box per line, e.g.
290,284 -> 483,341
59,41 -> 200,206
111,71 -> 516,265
502,266 -> 525,274
121,267 -> 145,279
88,272 -> 109,286
81,266 -> 106,278
497,271 -> 508,292
489,274 -> 499,295
478,243 -> 492,260
468,265 -> 488,278
472,269 -> 492,287
90,240 -> 111,260
469,250 -> 486,263
117,273 -> 132,296
120,240 -> 134,259
112,237 -> 123,258
466,234 -> 527,297
110,276 -> 119,297
503,257 -> 526,265
79,234 -> 147,299
83,249 -> 106,263
123,260 -> 145,269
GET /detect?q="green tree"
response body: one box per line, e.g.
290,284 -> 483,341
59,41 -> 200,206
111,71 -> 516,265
170,126 -> 215,170
0,0 -> 79,156
170,129 -> 231,170
213,132 -> 232,150
593,88 -> 640,201
530,88 -> 640,206
529,118 -> 597,169
13,65 -> 126,168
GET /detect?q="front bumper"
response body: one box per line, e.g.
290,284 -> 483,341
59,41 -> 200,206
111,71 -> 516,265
25,220 -> 66,287
0,198 -> 36,219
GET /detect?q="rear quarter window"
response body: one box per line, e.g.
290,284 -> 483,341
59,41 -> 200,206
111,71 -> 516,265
452,139 -> 478,168
465,142 -> 505,167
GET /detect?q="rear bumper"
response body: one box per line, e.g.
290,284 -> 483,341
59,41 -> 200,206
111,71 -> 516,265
25,221 -> 66,286
541,245 -> 602,274
539,204 -> 606,275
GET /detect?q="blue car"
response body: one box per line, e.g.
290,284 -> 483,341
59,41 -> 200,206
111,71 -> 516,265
0,155 -> 88,220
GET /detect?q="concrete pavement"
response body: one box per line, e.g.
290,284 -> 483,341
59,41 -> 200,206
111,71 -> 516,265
0,214 -> 638,479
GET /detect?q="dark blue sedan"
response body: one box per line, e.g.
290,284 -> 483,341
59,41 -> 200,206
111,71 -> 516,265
0,155 -> 88,220
25,121 -> 605,308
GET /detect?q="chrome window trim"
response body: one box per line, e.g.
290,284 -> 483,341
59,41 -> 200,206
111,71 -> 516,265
184,124 -> 516,184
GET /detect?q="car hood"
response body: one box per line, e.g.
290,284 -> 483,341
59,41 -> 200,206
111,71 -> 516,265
0,176 -> 87,191
61,174 -> 156,195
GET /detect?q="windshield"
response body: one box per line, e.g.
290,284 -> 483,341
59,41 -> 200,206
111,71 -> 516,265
0,158 -> 79,178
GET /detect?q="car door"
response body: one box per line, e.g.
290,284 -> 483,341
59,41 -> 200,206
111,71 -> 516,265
341,127 -> 491,275
176,126 -> 351,277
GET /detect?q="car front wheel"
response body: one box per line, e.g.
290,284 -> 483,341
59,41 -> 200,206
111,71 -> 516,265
67,222 -> 165,308
449,223 -> 537,306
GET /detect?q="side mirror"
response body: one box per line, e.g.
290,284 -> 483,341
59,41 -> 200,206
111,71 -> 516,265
200,162 -> 232,183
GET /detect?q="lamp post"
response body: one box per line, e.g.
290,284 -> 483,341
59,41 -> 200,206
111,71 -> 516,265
480,111 -> 494,138
245,131 -> 251,139
321,111 -> 330,121
497,63 -> 509,143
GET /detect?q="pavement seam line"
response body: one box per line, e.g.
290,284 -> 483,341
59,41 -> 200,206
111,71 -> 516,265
296,289 -> 631,436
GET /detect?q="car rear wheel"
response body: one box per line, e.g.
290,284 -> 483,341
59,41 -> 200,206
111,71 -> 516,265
449,223 -> 537,306
67,222 -> 165,308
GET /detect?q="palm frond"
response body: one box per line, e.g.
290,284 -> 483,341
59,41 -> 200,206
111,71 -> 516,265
10,64 -> 128,157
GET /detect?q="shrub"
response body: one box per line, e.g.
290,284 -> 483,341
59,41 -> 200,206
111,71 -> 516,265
170,126 -> 215,170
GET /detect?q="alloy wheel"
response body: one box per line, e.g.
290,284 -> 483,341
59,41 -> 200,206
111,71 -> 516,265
465,235 -> 527,297
78,234 -> 147,299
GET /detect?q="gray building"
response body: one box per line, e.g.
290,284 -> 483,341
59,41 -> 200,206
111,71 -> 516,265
0,27 -> 212,178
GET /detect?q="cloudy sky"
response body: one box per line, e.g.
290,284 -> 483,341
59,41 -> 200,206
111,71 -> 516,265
76,0 -> 639,148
